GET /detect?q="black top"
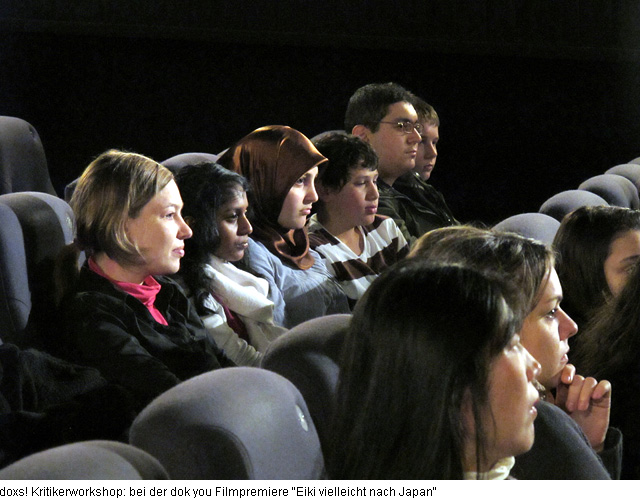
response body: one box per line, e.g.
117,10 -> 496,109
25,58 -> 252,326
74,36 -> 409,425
512,400 -> 621,480
378,173 -> 458,244
60,265 -> 233,410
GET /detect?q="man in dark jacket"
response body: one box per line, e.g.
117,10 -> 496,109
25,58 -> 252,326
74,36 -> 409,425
345,83 -> 457,244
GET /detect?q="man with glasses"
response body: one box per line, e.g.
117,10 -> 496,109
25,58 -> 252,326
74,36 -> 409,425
346,82 -> 457,243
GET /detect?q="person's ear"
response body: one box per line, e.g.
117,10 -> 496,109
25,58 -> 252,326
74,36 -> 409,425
352,124 -> 370,142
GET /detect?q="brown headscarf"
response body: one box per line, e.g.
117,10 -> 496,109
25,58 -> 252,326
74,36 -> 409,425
218,125 -> 327,270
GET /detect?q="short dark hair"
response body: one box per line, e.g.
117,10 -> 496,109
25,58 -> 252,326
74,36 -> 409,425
344,82 -> 415,133
328,259 -> 521,479
313,132 -> 378,191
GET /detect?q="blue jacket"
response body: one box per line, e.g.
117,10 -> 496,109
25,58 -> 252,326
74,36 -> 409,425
242,239 -> 350,329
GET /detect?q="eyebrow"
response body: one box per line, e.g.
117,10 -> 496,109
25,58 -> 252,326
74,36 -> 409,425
543,295 -> 563,306
620,254 -> 640,264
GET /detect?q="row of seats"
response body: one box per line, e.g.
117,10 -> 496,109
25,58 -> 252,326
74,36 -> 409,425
493,159 -> 640,244
0,315 -> 347,479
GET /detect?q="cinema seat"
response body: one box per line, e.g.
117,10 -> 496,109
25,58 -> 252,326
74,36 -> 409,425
0,441 -> 168,480
130,367 -> 324,479
0,116 -> 56,196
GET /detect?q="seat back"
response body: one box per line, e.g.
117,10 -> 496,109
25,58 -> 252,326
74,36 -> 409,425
0,116 -> 56,196
261,314 -> 350,454
493,212 -> 560,246
130,367 -> 324,479
578,173 -> 640,209
539,190 -> 609,222
0,440 -> 169,480
0,192 -> 75,344
605,163 -> 640,192
161,152 -> 219,175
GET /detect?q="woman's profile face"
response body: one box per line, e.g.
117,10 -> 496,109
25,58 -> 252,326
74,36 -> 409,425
215,188 -> 252,262
604,229 -> 640,297
124,180 -> 193,281
277,166 -> 319,230
519,267 -> 578,389
480,334 -> 540,470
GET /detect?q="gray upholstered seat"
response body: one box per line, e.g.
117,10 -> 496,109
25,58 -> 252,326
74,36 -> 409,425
261,314 -> 350,454
578,173 -> 640,209
129,367 -> 324,479
0,116 -> 56,196
493,212 -> 560,246
605,163 -> 640,192
0,192 -> 75,345
161,152 -> 219,175
0,441 -> 168,480
539,190 -> 609,222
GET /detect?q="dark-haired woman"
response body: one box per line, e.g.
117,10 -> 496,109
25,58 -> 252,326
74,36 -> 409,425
328,260 -> 541,479
553,205 -> 640,330
175,162 -> 286,366
410,225 -> 621,479
573,261 -> 640,478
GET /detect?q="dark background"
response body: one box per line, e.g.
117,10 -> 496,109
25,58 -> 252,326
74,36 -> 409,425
2,1 -> 640,224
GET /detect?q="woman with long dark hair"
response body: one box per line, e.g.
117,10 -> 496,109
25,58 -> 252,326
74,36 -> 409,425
409,226 -> 620,479
328,259 -> 541,479
574,261 -> 640,478
174,162 -> 285,366
553,205 -> 640,329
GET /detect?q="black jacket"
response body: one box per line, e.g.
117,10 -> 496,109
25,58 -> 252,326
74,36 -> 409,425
61,265 -> 233,411
378,173 -> 458,244
512,400 -> 622,480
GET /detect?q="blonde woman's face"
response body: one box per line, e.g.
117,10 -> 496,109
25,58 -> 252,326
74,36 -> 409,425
124,180 -> 193,282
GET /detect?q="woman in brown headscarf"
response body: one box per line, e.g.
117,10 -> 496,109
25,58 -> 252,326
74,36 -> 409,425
218,125 -> 350,328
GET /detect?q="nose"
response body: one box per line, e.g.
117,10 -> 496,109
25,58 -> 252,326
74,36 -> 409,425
305,183 -> 319,204
366,182 -> 379,201
423,141 -> 437,160
408,127 -> 421,144
558,309 -> 578,340
524,348 -> 542,382
178,215 -> 193,240
238,214 -> 253,236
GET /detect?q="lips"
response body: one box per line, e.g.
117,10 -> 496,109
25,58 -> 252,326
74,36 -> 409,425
530,398 -> 540,418
365,205 -> 378,215
173,247 -> 185,257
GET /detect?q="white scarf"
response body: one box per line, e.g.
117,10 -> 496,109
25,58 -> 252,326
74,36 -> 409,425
463,456 -> 515,480
203,255 -> 276,324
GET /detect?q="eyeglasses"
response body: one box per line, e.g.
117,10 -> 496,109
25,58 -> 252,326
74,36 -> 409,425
376,121 -> 423,135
